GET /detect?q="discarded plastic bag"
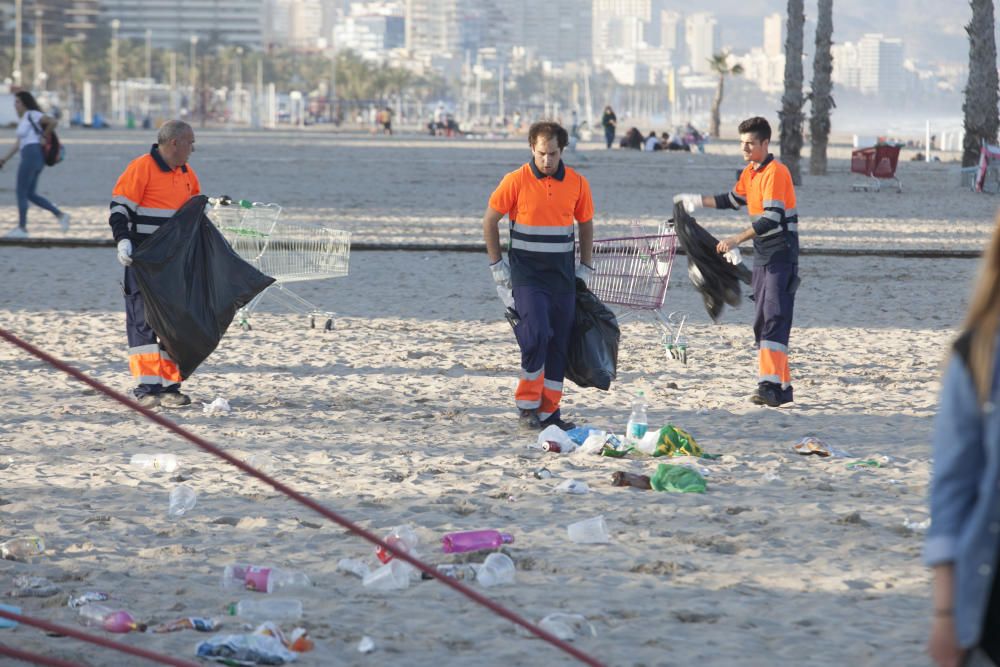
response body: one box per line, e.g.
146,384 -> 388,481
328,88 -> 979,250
537,613 -> 597,641
793,436 -> 851,458
565,279 -> 620,390
554,479 -> 589,495
537,424 -> 575,451
203,397 -> 232,415
6,576 -> 60,598
649,463 -> 707,493
131,195 -> 275,380
653,424 -> 702,457
196,632 -> 298,664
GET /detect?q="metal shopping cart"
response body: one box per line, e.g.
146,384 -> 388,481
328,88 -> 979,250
207,197 -> 351,331
577,223 -> 687,361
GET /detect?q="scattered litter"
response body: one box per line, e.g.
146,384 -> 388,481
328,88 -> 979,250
202,397 -> 232,415
358,636 -> 375,654
476,553 -> 516,588
68,591 -> 110,609
903,517 -> 931,533
0,604 -> 20,629
362,560 -> 413,591
6,576 -> 60,598
151,617 -> 220,633
336,558 -> 371,579
554,479 -> 589,495
0,536 -> 45,562
533,468 -> 553,480
846,459 -> 882,470
537,425 -> 575,452
761,472 -> 782,483
567,516 -> 611,544
792,437 -> 852,458
421,564 -> 479,582
197,632 -> 299,664
650,464 -> 707,493
168,484 -> 198,518
537,613 -> 597,641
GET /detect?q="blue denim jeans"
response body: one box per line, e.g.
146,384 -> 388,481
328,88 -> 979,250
16,144 -> 61,229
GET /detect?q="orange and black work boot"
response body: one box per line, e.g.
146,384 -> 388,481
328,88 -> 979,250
519,409 -> 541,430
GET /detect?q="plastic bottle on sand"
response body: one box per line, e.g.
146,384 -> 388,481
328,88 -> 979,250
625,391 -> 648,445
130,453 -> 178,472
0,536 -> 45,562
221,565 -> 311,593
441,530 -> 514,554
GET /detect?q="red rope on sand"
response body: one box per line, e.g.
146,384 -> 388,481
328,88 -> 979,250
0,326 -> 606,667
0,608 -> 199,666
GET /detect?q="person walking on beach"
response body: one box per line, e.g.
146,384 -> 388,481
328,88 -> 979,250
601,106 -> 617,149
925,217 -> 1000,667
108,120 -> 200,408
673,116 -> 799,407
483,121 -> 595,431
0,91 -> 70,238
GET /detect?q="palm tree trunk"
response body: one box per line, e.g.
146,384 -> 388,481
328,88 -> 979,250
780,0 -> 805,185
710,76 -> 724,137
809,0 -> 834,175
963,0 -> 999,167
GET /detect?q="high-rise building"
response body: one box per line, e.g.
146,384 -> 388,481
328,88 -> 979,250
684,12 -> 717,74
763,12 -> 782,58
660,10 -> 683,52
0,0 -> 101,46
858,33 -> 904,96
100,0 -> 265,49
831,41 -> 861,89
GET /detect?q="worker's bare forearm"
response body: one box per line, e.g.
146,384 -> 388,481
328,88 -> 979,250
482,207 -> 504,263
577,220 -> 593,266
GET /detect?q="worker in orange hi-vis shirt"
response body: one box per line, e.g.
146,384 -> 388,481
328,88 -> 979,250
108,120 -> 200,410
483,121 -> 595,431
674,116 -> 800,407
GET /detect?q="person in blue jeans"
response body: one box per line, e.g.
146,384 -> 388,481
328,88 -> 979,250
0,91 -> 70,238
925,217 -> 1000,667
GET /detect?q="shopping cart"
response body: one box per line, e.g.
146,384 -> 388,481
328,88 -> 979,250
207,197 -> 351,331
850,144 -> 902,192
578,223 -> 687,361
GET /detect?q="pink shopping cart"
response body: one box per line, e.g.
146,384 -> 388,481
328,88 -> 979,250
577,224 -> 688,361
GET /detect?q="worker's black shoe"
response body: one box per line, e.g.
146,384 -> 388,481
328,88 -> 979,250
160,392 -> 192,408
541,415 -> 577,431
519,409 -> 541,430
750,383 -> 792,407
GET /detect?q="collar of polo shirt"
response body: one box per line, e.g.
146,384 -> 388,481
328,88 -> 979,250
529,159 -> 566,181
150,144 -> 189,173
753,153 -> 774,173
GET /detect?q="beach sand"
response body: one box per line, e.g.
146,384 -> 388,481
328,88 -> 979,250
0,129 -> 993,666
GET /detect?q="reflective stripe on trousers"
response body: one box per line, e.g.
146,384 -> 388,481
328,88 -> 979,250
123,267 -> 182,396
511,285 -> 575,422
752,262 -> 797,397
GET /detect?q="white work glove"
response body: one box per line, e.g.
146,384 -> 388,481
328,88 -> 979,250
490,257 -> 512,289
673,193 -> 703,214
576,262 -> 594,287
117,239 -> 133,267
723,247 -> 742,265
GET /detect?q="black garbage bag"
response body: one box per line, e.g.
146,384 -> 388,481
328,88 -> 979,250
672,201 -> 752,322
130,195 -> 275,380
566,278 -> 620,390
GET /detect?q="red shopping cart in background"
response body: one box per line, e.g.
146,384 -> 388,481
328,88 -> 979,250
850,144 -> 902,192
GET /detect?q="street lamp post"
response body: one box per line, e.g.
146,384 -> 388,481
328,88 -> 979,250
189,35 -> 198,121
33,8 -> 43,90
110,19 -> 120,124
13,0 -> 22,86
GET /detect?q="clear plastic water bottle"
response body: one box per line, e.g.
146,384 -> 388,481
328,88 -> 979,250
375,525 -> 419,564
77,604 -> 145,632
441,530 -> 514,554
228,598 -> 303,620
221,565 -> 311,593
626,391 -> 649,445
168,485 -> 197,518
0,536 -> 45,562
129,453 -> 178,472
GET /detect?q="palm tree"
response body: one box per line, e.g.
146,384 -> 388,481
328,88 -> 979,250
809,0 -> 834,175
962,0 -> 998,167
779,0 -> 805,185
708,52 -> 744,138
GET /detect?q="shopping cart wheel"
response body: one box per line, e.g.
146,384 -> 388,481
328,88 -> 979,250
323,318 -> 334,332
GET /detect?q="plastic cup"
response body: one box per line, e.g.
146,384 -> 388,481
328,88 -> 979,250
168,485 -> 197,518
567,516 -> 610,544
362,560 -> 411,591
476,553 -> 515,588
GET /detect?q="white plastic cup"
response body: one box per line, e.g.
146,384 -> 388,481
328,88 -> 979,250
567,516 -> 610,544
130,453 -> 178,472
362,560 -> 411,591
476,553 -> 515,588
167,485 -> 197,518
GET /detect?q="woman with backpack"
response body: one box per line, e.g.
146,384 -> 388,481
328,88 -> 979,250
0,91 -> 70,238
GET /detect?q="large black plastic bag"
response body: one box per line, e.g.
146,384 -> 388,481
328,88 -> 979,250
131,195 -> 275,380
672,202 -> 752,322
566,278 -> 620,390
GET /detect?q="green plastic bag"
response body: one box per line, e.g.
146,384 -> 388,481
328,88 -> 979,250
654,424 -> 703,457
649,464 -> 707,493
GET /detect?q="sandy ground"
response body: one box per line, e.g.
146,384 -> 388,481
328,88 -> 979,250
0,128 -> 996,666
